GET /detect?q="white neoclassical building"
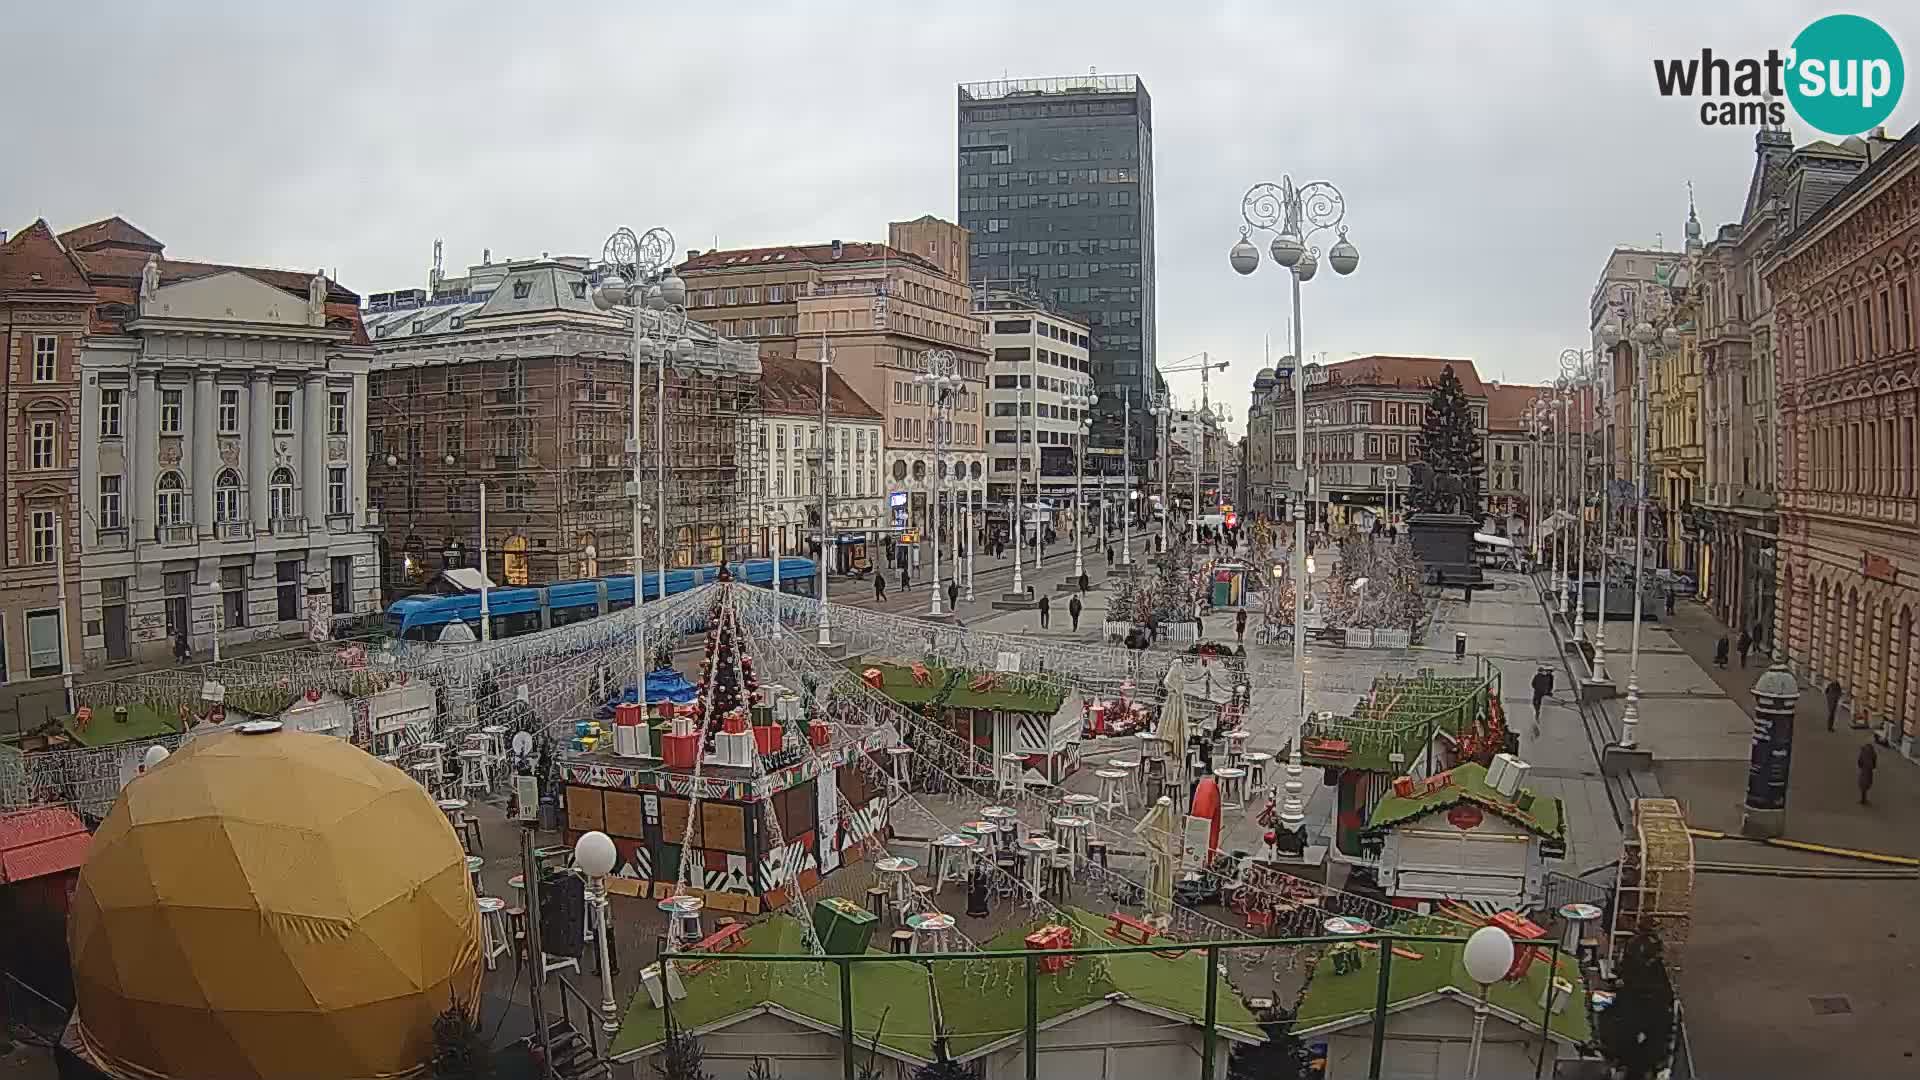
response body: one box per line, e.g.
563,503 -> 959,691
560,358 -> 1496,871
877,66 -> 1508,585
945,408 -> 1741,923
68,219 -> 379,668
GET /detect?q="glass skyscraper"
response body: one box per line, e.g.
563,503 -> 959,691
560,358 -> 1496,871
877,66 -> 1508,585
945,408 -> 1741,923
957,74 -> 1156,469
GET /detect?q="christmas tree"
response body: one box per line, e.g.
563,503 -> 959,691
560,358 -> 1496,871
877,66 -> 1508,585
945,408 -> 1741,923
1596,927 -> 1676,1080
1408,364 -> 1485,517
1147,540 -> 1200,625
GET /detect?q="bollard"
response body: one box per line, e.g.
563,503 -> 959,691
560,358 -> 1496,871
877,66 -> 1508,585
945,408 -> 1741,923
1454,632 -> 1467,659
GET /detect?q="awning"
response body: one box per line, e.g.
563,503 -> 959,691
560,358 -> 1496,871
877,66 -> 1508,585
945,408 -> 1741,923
1473,532 -> 1516,549
438,567 -> 497,592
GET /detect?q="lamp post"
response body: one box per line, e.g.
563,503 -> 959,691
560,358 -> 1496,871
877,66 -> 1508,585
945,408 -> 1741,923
1620,319 -> 1678,749
1462,925 -> 1517,1080
1120,390 -> 1134,566
593,226 -> 687,686
1150,391 -> 1171,553
1592,328 -> 1620,684
1231,174 -> 1360,827
919,349 -> 961,617
1562,349 -> 1595,645
1071,388 -> 1098,582
1554,375 -> 1572,617
572,830 -> 621,1034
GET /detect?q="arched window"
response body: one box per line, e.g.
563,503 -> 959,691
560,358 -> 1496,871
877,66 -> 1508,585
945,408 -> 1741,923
214,468 -> 243,522
156,471 -> 186,527
270,467 -> 296,521
502,535 -> 530,586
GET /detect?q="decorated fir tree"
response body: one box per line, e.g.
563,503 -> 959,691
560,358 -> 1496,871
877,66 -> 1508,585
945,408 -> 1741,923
1408,363 -> 1485,517
1597,927 -> 1676,1080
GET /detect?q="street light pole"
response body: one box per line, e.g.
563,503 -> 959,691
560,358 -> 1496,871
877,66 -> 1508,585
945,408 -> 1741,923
1563,349 -> 1593,644
1622,320 -> 1661,748
1072,389 -> 1094,582
1232,175 -> 1360,828
1593,334 -> 1617,684
920,350 -> 959,617
1121,391 -> 1134,566
1556,376 -> 1572,618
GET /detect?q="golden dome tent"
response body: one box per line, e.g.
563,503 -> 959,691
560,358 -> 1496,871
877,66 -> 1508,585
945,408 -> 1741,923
66,720 -> 482,1080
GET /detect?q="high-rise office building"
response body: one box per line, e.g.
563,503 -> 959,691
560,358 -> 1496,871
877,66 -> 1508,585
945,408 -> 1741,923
957,74 -> 1155,472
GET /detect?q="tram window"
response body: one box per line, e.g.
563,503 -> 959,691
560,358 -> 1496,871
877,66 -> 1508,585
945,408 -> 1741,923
490,610 -> 543,638
608,597 -> 634,612
548,604 -> 597,628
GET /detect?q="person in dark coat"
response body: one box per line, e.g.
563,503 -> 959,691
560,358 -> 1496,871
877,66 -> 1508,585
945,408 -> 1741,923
1826,679 -> 1844,731
1530,666 -> 1554,732
1713,636 -> 1729,668
1106,545 -> 1115,568
874,574 -> 886,602
1235,609 -> 1248,643
1037,593 -> 1051,629
1858,741 -> 1878,805
1068,594 -> 1083,632
173,632 -> 192,666
1665,590 -> 1676,616
947,580 -> 959,612
1078,571 -> 1091,594
1737,629 -> 1753,668
900,565 -> 911,592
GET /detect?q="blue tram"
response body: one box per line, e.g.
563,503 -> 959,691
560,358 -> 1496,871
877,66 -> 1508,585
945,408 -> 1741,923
382,557 -> 816,642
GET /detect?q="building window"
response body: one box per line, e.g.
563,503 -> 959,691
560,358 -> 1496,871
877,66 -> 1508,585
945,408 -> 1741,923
220,565 -> 247,629
28,509 -> 57,565
99,475 -> 123,529
100,388 -> 123,438
32,336 -> 56,382
512,280 -> 532,299
219,389 -> 240,433
160,389 -> 183,433
766,285 -> 784,303
156,471 -> 186,527
328,468 -> 348,515
329,391 -> 348,435
25,609 -> 62,678
332,556 -> 354,615
214,469 -> 243,522
721,288 -> 738,305
163,570 -> 191,638
277,560 -> 303,622
29,419 -> 57,470
273,390 -> 294,432
270,467 -> 296,520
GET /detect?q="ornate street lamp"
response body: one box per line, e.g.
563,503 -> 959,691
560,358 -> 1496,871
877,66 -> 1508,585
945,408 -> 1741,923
918,350 -> 962,617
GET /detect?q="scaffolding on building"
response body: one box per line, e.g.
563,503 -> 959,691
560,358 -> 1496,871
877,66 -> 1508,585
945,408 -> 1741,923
1611,796 -> 1695,973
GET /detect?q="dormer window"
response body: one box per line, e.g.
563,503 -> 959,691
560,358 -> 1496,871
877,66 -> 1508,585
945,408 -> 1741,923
570,281 -> 587,299
512,280 -> 532,299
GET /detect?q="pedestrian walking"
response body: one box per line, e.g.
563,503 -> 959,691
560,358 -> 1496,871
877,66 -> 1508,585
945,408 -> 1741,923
1106,545 -> 1115,568
1665,590 -> 1676,616
1038,594 -> 1051,629
1858,741 -> 1878,805
1078,571 -> 1090,594
173,632 -> 191,666
1713,636 -> 1729,669
1826,679 -> 1844,731
1737,629 -> 1752,668
874,574 -> 886,602
1235,609 -> 1248,643
1530,666 -> 1554,735
1068,594 -> 1083,632
947,580 -> 958,612
900,565 -> 911,592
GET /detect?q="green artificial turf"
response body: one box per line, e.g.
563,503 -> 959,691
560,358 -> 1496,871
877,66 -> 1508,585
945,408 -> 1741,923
1295,933 -> 1591,1044
1365,761 -> 1565,843
610,907 -> 1265,1061
858,662 -> 1065,715
63,704 -> 181,747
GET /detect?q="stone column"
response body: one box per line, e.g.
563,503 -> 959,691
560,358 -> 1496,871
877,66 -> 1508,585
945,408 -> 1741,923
1741,660 -> 1799,837
135,370 -> 159,534
301,372 -> 327,529
192,371 -> 216,533
249,371 -> 272,533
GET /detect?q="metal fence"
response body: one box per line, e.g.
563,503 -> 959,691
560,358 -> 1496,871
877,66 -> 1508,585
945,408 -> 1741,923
646,930 -> 1588,1080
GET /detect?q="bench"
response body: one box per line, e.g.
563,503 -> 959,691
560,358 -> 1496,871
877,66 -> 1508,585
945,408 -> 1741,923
682,921 -> 748,974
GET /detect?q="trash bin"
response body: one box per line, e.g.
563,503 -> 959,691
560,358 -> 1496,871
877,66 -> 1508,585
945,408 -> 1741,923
1454,632 -> 1467,659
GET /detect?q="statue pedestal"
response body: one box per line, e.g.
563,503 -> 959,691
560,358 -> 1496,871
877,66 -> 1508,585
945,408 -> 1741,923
1407,513 -> 1482,584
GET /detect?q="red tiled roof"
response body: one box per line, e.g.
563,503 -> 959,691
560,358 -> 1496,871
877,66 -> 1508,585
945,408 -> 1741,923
58,215 -> 163,254
73,244 -> 369,345
680,242 -> 938,275
759,356 -> 883,420
1483,381 -> 1600,432
0,807 -> 89,884
0,220 -> 92,295
1323,355 -> 1489,397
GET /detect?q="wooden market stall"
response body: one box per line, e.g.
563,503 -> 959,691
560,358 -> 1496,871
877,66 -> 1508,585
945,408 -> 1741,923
1361,758 -> 1566,914
858,661 -> 1076,786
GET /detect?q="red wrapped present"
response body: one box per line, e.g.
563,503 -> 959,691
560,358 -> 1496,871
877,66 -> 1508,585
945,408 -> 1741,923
661,732 -> 701,770
615,703 -> 643,729
1392,775 -> 1416,798
1489,911 -> 1547,979
656,700 -> 675,720
723,711 -> 749,735
862,667 -> 884,690
807,720 -> 831,748
1024,925 -> 1074,973
753,725 -> 783,756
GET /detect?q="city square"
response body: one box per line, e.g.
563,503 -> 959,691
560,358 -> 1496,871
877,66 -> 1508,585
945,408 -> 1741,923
3,7 -> 1919,1080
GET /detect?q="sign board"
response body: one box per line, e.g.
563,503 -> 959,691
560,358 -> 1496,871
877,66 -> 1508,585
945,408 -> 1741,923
514,775 -> 540,822
200,680 -> 226,704
1179,814 -> 1212,872
994,650 -> 1022,674
1862,552 -> 1899,585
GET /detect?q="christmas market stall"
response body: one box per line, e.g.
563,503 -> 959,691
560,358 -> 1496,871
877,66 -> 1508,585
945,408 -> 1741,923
857,660 -> 1076,786
1300,666 -> 1507,859
1362,757 -> 1567,914
558,587 -> 895,913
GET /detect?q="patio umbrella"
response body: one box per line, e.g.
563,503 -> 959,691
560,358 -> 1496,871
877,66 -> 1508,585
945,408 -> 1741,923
1160,662 -> 1190,784
1134,794 -> 1177,917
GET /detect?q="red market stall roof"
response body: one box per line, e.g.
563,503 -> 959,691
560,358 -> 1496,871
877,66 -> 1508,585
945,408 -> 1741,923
0,806 -> 91,884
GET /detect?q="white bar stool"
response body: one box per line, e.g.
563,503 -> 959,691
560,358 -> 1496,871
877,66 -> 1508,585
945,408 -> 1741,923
887,745 -> 914,791
1060,792 -> 1100,820
875,857 -> 919,916
1094,769 -> 1129,821
1108,757 -> 1143,803
1016,836 -> 1057,907
1050,815 -> 1091,871
477,896 -> 510,970
907,911 -> 955,954
658,894 -> 706,949
417,740 -> 447,781
1214,766 -> 1248,810
980,804 -> 1021,848
410,762 -> 439,793
1224,730 -> 1251,769
481,724 -> 510,769
1244,751 -> 1273,791
465,854 -> 484,896
996,752 -> 1027,797
458,748 -> 488,793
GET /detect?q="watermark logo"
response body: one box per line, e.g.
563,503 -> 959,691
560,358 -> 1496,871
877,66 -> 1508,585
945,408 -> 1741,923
1653,13 -> 1903,135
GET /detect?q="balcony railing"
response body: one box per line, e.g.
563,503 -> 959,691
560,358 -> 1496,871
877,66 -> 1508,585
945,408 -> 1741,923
95,527 -> 128,552
271,516 -> 308,538
157,524 -> 195,547
216,521 -> 252,542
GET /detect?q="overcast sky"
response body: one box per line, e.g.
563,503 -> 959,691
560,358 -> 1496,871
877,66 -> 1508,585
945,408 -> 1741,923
5,2 -> 1914,433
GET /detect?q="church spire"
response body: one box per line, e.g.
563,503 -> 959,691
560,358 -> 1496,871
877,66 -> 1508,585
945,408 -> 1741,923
1684,181 -> 1703,256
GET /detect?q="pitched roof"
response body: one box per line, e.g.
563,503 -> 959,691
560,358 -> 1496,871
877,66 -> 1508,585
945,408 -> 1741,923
680,242 -> 939,275
759,356 -> 883,420
59,215 -> 164,254
0,219 -> 93,295
1322,355 -> 1488,397
1365,761 -> 1565,846
0,806 -> 90,884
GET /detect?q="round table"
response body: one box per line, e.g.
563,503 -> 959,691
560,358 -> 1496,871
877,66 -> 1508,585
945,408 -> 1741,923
905,910 -> 956,953
1324,916 -> 1372,936
1223,729 -> 1252,765
875,856 -> 920,912
1015,837 -> 1059,900
659,894 -> 706,944
960,820 -> 1001,856
1135,730 -> 1165,759
981,803 -> 1022,844
929,834 -> 978,888
1049,815 -> 1092,866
